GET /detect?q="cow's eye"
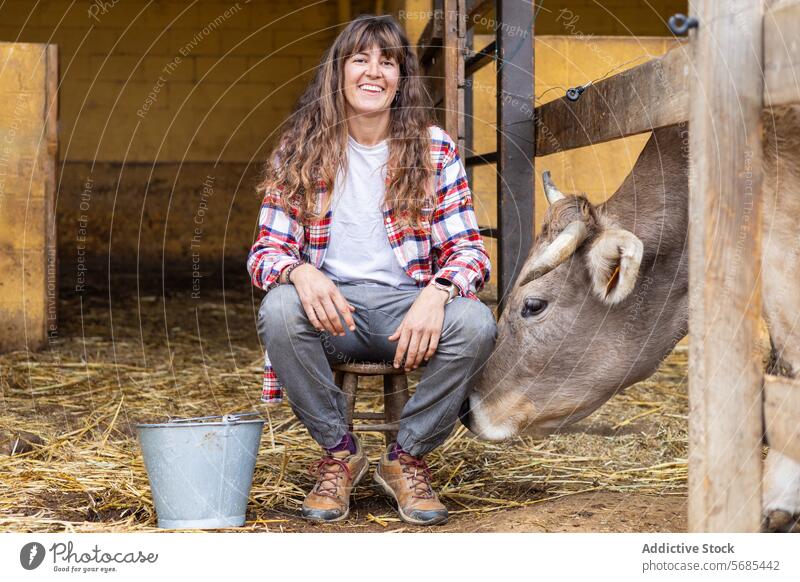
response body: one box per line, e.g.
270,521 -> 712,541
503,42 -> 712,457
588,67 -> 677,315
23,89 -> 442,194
521,297 -> 548,318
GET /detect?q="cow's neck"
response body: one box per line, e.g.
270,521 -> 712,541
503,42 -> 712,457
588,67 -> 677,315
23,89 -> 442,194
599,125 -> 690,260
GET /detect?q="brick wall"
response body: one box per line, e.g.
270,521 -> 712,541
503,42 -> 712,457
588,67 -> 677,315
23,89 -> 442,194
0,0 -> 337,163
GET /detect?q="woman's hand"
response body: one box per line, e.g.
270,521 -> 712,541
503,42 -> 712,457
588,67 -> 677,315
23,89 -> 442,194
388,284 -> 450,371
288,264 -> 356,336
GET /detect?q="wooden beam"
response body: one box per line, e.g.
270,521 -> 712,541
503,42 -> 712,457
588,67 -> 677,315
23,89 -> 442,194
688,0 -> 764,533
45,44 -> 58,344
456,0 -> 465,152
496,0 -> 534,311
764,375 -> 800,462
428,52 -> 445,108
465,0 -> 493,29
764,0 -> 800,106
478,226 -> 498,238
465,40 -> 495,78
443,0 -> 461,144
465,151 -> 497,167
465,23 -> 475,219
534,45 -> 689,157
416,0 -> 444,66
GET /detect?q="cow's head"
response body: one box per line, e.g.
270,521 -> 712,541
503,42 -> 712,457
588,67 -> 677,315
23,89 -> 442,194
463,170 -> 685,440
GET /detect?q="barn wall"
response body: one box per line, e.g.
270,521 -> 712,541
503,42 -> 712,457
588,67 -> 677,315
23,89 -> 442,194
526,0 -> 687,36
390,0 -> 688,37
390,0 -> 687,278
0,0 -> 340,293
469,34 -> 682,254
0,0 -> 689,294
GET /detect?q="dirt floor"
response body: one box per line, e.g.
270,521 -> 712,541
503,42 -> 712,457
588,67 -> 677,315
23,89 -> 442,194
245,491 -> 686,533
0,279 -> 689,533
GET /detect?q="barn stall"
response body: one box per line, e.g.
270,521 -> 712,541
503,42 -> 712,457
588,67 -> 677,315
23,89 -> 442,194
0,0 -> 791,533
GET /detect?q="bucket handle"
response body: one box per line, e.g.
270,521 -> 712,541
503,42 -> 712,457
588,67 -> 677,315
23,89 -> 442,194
166,411 -> 263,424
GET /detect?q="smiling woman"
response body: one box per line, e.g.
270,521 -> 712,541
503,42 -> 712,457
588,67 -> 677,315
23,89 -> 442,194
344,47 -> 400,121
247,14 -> 496,527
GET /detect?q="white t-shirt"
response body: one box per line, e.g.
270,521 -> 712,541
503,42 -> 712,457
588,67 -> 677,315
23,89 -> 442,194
320,134 -> 418,289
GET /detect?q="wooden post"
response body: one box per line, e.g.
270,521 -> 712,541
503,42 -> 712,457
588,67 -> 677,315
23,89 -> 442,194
443,0 -> 465,152
0,43 -> 59,352
341,373 -> 358,433
383,374 -> 410,445
764,375 -> 800,462
497,0 -> 534,311
45,45 -> 59,347
688,0 -> 764,532
456,0 -> 465,155
764,0 -> 800,107
464,24 -> 475,213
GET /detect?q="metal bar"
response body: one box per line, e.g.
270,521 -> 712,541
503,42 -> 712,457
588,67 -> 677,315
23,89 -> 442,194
496,0 -> 534,312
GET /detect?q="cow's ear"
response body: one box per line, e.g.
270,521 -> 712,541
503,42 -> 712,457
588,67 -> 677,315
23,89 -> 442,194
586,228 -> 644,305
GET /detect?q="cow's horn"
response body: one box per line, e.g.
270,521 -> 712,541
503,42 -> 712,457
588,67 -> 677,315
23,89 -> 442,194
517,221 -> 588,287
542,170 -> 566,205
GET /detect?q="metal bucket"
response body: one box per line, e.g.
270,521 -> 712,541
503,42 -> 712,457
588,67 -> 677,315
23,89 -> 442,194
136,412 -> 265,529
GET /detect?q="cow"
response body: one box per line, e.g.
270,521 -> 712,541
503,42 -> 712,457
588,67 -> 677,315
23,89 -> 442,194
461,105 -> 800,531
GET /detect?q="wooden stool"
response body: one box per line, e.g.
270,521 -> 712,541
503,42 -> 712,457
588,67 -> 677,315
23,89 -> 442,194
332,362 -> 410,445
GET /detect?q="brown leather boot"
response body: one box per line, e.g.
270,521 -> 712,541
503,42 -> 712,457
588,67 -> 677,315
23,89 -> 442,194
374,446 -> 448,526
301,434 -> 368,523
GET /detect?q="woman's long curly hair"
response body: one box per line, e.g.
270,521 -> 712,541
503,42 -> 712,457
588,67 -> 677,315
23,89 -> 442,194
257,14 -> 436,228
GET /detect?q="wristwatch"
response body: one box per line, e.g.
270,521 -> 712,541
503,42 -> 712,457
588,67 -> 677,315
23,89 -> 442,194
431,277 -> 457,304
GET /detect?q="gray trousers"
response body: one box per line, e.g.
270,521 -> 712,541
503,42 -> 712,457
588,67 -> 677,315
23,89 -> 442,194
257,282 -> 497,457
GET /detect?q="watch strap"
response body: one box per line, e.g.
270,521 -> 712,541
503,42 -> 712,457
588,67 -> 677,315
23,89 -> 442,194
432,278 -> 457,304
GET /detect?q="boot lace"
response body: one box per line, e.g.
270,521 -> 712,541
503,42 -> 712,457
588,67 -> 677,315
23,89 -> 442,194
308,456 -> 351,498
397,453 -> 435,499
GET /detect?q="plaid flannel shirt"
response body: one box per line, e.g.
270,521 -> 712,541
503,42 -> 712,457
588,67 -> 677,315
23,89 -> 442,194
248,125 -> 491,404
